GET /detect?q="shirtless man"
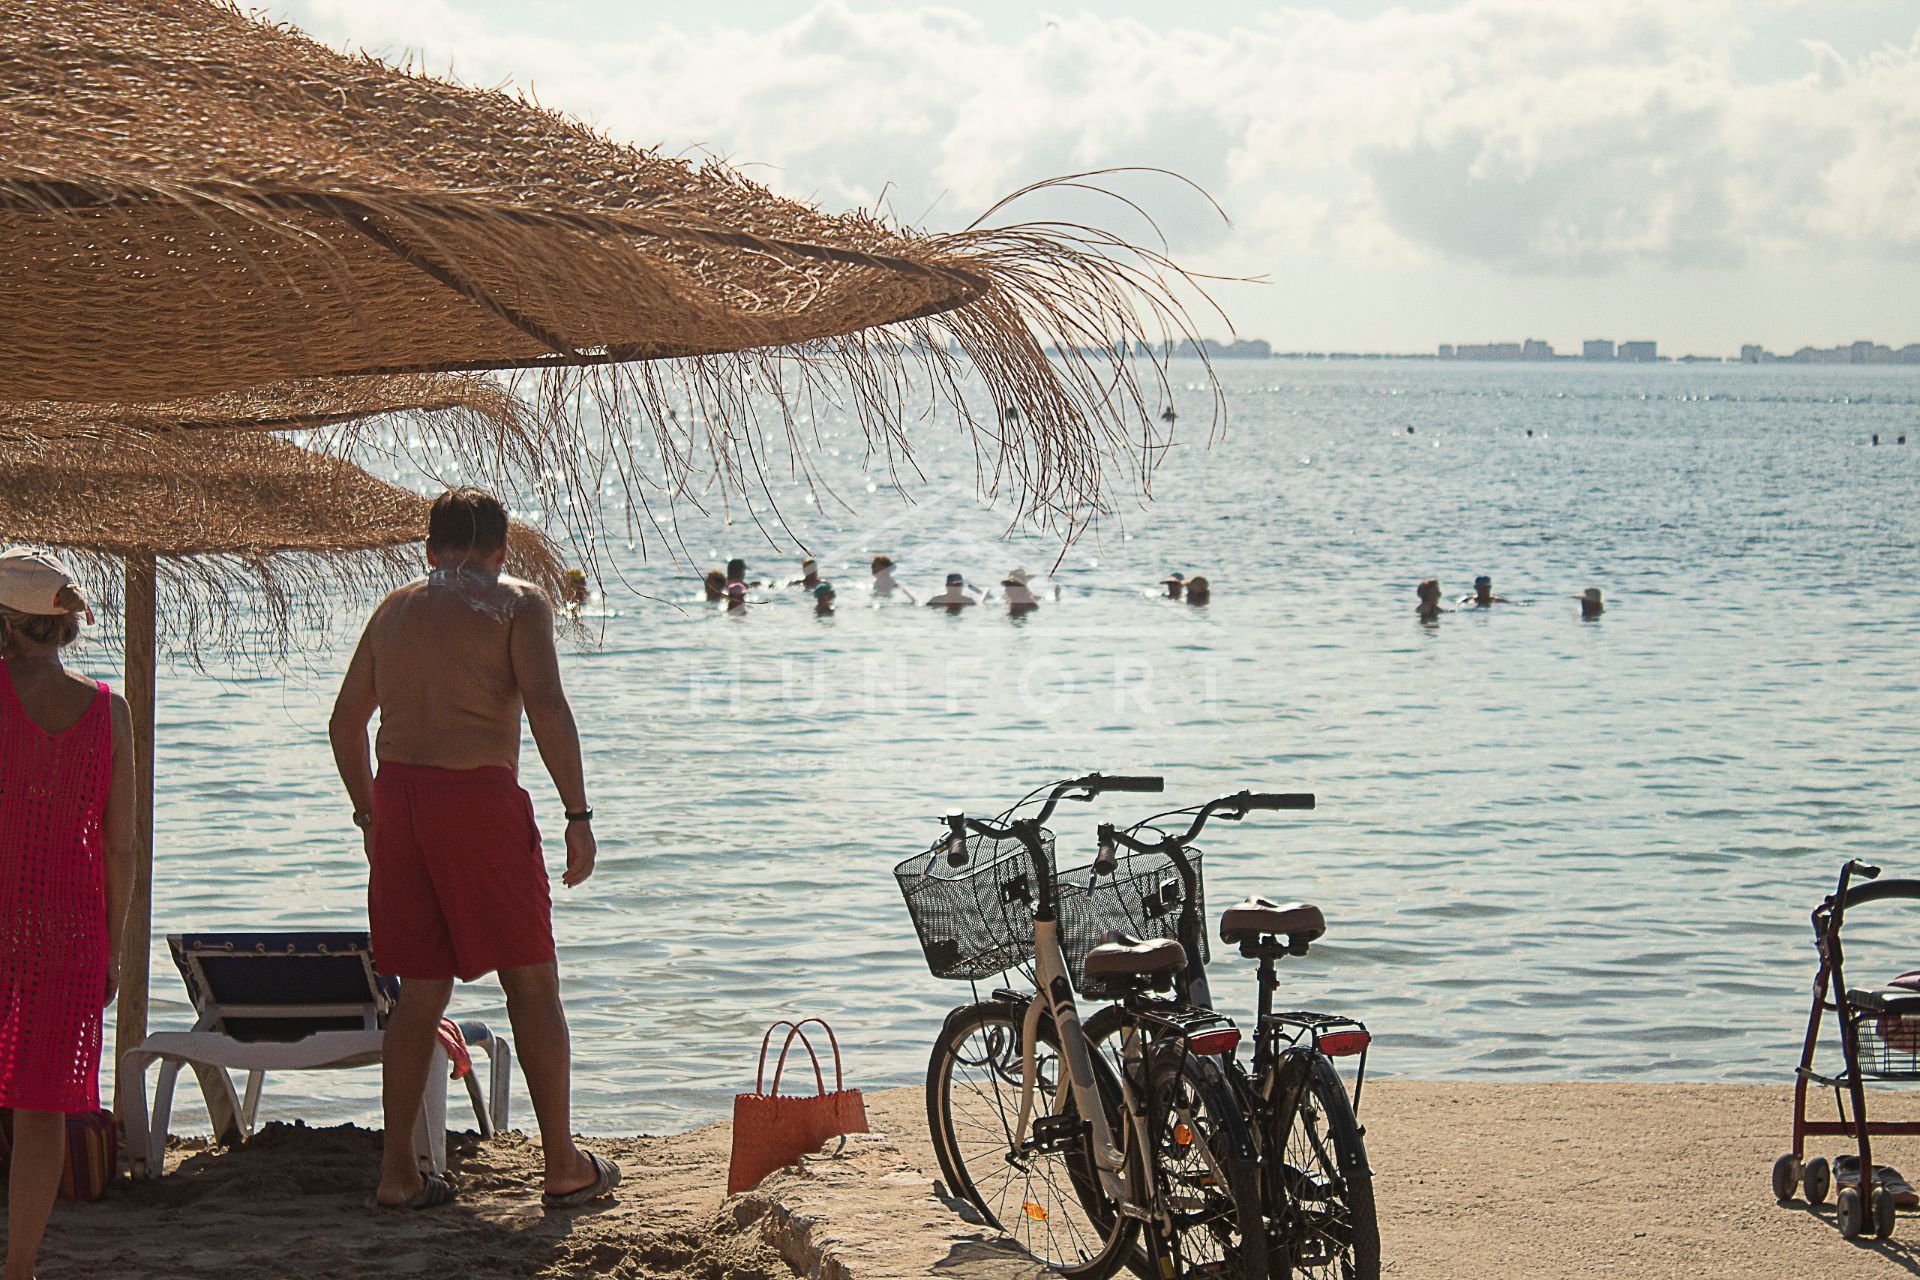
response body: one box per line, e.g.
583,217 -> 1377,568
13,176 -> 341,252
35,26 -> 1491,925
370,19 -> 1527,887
330,488 -> 618,1210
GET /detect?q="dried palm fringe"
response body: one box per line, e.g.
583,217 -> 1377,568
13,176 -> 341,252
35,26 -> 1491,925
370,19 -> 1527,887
499,186 -> 1226,578
56,526 -> 569,669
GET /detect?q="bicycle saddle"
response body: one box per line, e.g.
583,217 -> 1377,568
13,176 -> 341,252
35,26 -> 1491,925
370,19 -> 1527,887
1083,933 -> 1187,982
1219,897 -> 1326,946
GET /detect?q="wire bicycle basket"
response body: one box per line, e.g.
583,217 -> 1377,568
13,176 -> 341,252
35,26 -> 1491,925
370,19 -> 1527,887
1055,845 -> 1207,997
895,829 -> 1054,982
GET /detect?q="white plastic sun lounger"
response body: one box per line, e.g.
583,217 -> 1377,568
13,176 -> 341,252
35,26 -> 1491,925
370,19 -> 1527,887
119,931 -> 512,1179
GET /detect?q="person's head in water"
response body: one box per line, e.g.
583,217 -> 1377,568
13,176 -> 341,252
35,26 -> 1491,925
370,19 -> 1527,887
703,568 -> 726,600
1185,575 -> 1211,605
1473,575 -> 1493,604
1416,578 -> 1443,620
725,557 -> 747,584
813,582 -> 835,615
426,487 -> 509,573
1580,587 -> 1604,620
871,555 -> 894,576
1162,572 -> 1185,599
0,547 -> 91,654
800,557 -> 820,587
725,580 -> 748,611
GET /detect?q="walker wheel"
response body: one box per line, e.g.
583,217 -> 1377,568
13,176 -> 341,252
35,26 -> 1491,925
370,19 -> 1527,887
1874,1186 -> 1898,1239
1804,1156 -> 1832,1206
1838,1186 -> 1866,1239
1772,1153 -> 1800,1202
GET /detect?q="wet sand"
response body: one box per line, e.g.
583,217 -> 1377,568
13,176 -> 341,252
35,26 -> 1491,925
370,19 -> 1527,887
31,1081 -> 1920,1277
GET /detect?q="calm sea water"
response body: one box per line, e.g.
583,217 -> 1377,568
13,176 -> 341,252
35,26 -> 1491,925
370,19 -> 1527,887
87,359 -> 1920,1135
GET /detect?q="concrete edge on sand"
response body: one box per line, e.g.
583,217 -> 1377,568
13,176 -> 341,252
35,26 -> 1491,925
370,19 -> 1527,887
727,1131 -> 1046,1280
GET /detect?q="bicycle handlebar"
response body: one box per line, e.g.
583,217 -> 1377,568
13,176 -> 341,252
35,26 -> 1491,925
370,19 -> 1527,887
1098,789 -> 1317,859
1244,792 -> 1316,811
1099,776 -> 1167,793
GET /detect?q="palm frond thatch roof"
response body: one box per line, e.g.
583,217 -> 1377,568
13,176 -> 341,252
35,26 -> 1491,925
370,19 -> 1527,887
0,0 -> 1216,535
0,427 -> 564,655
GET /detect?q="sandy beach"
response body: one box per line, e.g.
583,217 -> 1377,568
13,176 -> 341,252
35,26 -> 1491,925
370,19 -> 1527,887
28,1080 -> 1920,1278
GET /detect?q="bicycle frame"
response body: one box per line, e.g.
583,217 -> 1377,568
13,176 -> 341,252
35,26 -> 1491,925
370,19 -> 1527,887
948,774 -> 1166,1215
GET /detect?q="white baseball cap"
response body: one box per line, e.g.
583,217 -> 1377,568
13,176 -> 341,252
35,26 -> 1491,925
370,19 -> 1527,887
0,547 -> 91,620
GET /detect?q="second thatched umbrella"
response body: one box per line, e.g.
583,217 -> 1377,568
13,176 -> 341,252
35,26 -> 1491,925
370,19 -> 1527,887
0,424 -> 564,1124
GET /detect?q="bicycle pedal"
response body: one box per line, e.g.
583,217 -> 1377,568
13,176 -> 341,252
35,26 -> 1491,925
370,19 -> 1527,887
1027,1113 -> 1089,1152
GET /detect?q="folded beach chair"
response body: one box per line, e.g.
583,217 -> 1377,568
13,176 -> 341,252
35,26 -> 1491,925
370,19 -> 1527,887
119,931 -> 512,1179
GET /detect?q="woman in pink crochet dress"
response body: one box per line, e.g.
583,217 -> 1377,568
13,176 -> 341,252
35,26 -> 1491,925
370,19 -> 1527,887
0,549 -> 133,1280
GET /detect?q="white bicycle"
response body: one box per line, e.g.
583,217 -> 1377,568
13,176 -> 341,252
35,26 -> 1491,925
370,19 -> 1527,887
897,774 -> 1265,1279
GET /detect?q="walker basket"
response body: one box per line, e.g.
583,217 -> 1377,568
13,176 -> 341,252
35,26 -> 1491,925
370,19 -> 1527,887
1857,1007 -> 1920,1082
895,830 -> 1052,981
1056,846 -> 1207,997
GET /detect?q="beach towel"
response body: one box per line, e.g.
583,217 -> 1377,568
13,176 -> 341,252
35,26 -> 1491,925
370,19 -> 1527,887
0,1108 -> 118,1200
726,1018 -> 868,1195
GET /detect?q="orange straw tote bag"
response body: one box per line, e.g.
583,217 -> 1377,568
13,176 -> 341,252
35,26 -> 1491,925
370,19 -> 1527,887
727,1018 -> 869,1195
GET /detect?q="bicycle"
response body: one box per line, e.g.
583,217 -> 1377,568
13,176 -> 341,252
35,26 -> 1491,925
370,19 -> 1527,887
1081,792 -> 1380,1279
897,773 -> 1266,1279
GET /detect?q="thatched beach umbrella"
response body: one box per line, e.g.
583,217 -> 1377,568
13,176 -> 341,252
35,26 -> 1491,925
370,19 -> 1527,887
0,0 -> 1211,532
0,418 -> 565,1124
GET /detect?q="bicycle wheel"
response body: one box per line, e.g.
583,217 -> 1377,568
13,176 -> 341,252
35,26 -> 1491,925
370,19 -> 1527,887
927,1000 -> 1140,1279
1146,1043 -> 1269,1279
1262,1050 -> 1379,1279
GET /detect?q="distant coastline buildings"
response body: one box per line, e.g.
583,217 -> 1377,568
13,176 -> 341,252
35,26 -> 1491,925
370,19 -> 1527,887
1740,340 -> 1920,365
1083,336 -> 1920,363
1437,337 -> 1658,362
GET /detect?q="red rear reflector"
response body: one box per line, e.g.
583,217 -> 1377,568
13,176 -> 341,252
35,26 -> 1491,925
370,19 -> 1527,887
1318,1029 -> 1370,1057
1187,1028 -> 1241,1056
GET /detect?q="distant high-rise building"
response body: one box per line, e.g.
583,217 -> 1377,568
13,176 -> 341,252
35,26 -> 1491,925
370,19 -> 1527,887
1583,339 -> 1615,361
1438,343 -> 1455,359
1618,340 -> 1657,362
1522,339 -> 1553,360
1740,344 -> 1767,363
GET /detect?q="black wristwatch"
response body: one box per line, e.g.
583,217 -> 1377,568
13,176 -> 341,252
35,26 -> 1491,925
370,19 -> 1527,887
565,807 -> 594,824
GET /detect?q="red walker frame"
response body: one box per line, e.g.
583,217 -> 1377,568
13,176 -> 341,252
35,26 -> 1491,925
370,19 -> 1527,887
1778,858 -> 1920,1239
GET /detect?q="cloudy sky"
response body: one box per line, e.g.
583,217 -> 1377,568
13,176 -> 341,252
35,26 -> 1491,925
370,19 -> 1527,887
275,0 -> 1920,356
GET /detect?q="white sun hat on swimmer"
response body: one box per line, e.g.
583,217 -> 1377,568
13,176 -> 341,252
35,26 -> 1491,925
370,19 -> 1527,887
0,546 -> 92,621
1003,567 -> 1033,585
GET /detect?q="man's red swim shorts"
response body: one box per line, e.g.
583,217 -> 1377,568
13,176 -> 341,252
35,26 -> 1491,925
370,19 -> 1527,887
368,763 -> 555,981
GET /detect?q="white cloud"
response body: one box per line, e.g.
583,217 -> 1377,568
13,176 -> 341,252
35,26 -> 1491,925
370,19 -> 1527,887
281,0 -> 1920,347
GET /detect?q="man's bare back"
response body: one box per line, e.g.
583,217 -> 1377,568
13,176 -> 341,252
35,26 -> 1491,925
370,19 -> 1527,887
361,569 -> 547,772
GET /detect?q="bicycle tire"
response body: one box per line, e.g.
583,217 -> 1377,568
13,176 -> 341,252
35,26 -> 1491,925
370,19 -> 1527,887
1262,1049 -> 1380,1279
1145,1042 -> 1270,1279
927,999 -> 1140,1279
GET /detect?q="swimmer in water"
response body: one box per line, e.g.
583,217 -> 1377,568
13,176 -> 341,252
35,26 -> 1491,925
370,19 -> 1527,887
1416,578 -> 1446,622
725,581 -> 749,612
812,582 -> 835,616
725,558 -> 761,589
560,568 -> 588,611
925,573 -> 977,611
1185,575 -> 1211,606
1461,575 -> 1507,607
1001,568 -> 1040,615
702,569 -> 726,601
795,558 -> 821,590
871,555 -> 915,603
1579,586 -> 1604,620
1161,572 -> 1185,600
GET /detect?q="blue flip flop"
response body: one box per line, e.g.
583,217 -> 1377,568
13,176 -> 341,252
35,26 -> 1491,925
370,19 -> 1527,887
369,1171 -> 457,1210
541,1151 -> 621,1209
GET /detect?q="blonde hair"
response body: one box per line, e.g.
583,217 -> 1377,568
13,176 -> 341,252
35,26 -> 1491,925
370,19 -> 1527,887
0,602 -> 82,649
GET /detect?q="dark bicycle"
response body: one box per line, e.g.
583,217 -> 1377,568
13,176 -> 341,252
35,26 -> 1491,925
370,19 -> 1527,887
1076,792 -> 1380,1279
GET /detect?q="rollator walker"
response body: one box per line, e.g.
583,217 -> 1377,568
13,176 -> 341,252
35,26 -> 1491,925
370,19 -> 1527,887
1774,859 -> 1920,1240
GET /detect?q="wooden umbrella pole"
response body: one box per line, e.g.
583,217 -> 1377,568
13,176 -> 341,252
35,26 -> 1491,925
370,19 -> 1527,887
112,552 -> 156,1132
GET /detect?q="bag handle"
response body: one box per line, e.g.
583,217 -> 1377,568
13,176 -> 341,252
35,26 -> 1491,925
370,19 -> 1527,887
752,1017 -> 846,1097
